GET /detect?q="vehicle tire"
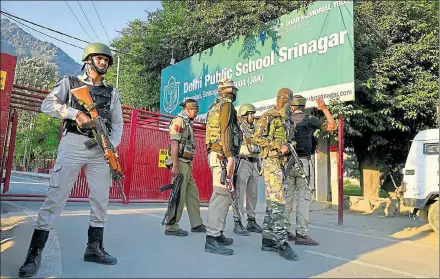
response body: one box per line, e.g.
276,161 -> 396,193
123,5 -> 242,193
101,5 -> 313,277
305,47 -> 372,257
428,200 -> 439,234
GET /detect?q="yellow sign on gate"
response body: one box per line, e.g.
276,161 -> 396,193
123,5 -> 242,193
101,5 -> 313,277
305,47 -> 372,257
158,149 -> 169,168
0,71 -> 7,90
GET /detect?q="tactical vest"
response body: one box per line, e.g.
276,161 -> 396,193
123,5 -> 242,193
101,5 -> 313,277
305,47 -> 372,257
259,109 -> 288,159
171,115 -> 196,162
64,76 -> 113,134
239,120 -> 260,155
205,98 -> 242,153
290,113 -> 315,157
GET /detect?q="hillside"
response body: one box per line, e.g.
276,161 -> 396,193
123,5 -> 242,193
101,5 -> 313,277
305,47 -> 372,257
1,18 -> 82,76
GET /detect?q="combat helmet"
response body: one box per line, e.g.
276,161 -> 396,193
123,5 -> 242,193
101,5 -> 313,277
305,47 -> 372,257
238,103 -> 256,116
218,78 -> 238,93
82,43 -> 113,66
292,95 -> 306,106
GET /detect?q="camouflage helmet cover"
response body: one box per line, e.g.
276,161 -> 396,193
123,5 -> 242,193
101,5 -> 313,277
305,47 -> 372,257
292,95 -> 306,106
82,43 -> 113,66
238,103 -> 256,116
218,78 -> 238,92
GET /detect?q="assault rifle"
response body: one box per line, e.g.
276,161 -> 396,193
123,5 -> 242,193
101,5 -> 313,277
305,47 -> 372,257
284,142 -> 310,187
159,173 -> 184,226
71,86 -> 127,203
218,154 -> 241,217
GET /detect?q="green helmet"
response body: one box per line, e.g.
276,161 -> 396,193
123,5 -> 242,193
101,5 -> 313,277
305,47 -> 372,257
82,43 -> 113,66
238,103 -> 256,116
292,95 -> 306,106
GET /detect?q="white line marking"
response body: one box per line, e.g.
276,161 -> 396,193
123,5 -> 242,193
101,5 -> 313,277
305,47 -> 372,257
1,237 -> 13,244
254,216 -> 437,250
308,224 -> 437,250
305,250 -> 425,278
113,206 -> 164,219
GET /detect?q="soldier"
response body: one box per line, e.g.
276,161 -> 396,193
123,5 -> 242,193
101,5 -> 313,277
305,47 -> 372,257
164,99 -> 206,236
284,96 -> 336,245
18,43 -> 123,277
232,104 -> 263,236
204,78 -> 242,256
254,88 -> 298,261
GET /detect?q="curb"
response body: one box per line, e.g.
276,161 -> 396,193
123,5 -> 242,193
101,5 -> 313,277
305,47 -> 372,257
10,171 -> 50,179
1,201 -> 62,278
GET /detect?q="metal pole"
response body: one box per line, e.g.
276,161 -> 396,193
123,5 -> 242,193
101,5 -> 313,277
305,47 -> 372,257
338,114 -> 345,225
116,55 -> 120,88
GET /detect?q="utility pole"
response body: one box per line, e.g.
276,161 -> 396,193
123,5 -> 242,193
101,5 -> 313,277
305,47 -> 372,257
116,55 -> 120,88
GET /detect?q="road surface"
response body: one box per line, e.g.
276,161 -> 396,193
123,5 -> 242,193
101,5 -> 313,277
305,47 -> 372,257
1,175 -> 438,278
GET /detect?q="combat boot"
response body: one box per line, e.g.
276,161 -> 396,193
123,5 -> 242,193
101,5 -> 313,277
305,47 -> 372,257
233,220 -> 250,236
205,235 -> 234,255
18,229 -> 49,278
216,231 -> 233,246
246,217 -> 262,233
261,238 -> 278,252
278,242 -> 298,261
287,231 -> 296,241
191,224 -> 207,233
84,226 -> 117,265
295,233 -> 319,246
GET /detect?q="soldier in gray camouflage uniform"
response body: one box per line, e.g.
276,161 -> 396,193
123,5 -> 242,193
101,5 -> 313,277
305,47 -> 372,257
232,104 -> 263,236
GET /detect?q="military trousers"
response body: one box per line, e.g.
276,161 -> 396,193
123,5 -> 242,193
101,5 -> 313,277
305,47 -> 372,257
166,161 -> 203,231
232,158 -> 259,221
261,157 -> 288,246
206,151 -> 232,237
284,158 -> 314,236
34,132 -> 111,231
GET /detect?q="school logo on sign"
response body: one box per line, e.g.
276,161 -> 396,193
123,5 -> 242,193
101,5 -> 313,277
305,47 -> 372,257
163,76 -> 180,113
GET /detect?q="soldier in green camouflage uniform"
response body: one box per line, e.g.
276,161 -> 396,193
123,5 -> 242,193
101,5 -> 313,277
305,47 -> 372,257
253,88 -> 298,261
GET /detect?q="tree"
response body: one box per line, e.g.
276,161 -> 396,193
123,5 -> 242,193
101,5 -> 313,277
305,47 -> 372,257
12,56 -> 61,169
330,0 -> 438,197
106,1 -> 312,108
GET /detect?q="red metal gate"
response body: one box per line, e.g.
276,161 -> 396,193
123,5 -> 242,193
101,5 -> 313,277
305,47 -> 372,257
1,55 -> 213,203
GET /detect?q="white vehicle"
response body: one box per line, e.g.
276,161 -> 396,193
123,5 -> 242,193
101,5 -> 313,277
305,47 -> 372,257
401,128 -> 439,233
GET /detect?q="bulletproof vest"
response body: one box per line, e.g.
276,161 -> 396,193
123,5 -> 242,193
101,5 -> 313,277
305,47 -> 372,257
239,120 -> 260,154
259,109 -> 287,159
205,97 -> 242,152
290,112 -> 315,157
172,115 -> 196,161
65,76 -> 113,134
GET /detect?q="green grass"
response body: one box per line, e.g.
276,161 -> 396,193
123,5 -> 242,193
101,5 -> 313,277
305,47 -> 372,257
343,184 -> 390,198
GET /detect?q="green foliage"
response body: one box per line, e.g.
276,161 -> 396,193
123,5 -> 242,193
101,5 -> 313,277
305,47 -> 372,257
13,113 -> 61,168
329,0 -> 438,176
12,56 -> 61,168
344,149 -> 361,179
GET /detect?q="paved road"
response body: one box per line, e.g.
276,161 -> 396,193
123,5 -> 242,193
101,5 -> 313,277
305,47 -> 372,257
1,198 -> 438,278
4,175 -> 49,195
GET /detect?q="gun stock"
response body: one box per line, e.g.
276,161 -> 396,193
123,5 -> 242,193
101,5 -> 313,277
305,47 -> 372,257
71,86 -> 99,118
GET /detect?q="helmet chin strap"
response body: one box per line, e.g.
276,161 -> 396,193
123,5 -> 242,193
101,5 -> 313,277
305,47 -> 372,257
91,59 -> 107,75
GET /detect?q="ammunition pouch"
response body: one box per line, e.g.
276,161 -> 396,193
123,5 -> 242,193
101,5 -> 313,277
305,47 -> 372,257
178,140 -> 196,161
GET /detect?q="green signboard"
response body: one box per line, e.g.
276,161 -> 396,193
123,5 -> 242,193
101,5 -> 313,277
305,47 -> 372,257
160,0 -> 354,121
